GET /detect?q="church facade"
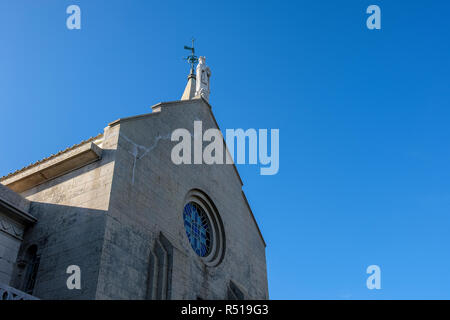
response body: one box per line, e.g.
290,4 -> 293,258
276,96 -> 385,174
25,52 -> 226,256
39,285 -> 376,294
0,58 -> 268,300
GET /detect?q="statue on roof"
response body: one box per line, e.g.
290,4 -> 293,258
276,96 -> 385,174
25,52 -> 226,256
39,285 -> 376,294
195,56 -> 211,101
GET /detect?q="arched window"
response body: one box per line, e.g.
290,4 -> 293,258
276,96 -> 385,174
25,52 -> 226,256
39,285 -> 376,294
146,233 -> 174,300
182,189 -> 225,267
22,245 -> 40,295
183,202 -> 212,257
227,280 -> 246,300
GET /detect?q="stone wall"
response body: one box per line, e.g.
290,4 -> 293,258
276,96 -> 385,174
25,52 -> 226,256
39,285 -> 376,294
95,99 -> 268,299
0,183 -> 30,213
0,99 -> 268,300
0,219 -> 23,284
0,185 -> 33,286
9,125 -> 119,299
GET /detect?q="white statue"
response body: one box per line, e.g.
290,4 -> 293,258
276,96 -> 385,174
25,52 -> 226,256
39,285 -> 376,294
195,56 -> 211,101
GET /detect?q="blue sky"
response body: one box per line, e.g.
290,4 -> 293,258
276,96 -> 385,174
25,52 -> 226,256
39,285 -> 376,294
1,1 -> 450,299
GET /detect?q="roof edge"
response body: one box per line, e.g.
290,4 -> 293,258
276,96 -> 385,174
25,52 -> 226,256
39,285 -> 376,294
241,190 -> 266,248
0,133 -> 103,182
0,197 -> 37,225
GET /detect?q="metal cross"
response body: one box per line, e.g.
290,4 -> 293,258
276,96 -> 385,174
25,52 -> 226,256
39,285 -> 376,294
184,38 -> 198,74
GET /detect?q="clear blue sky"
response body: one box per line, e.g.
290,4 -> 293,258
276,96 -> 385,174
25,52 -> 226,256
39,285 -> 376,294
1,1 -> 449,299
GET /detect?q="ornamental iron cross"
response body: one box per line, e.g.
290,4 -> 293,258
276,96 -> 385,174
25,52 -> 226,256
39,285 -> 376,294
184,38 -> 198,74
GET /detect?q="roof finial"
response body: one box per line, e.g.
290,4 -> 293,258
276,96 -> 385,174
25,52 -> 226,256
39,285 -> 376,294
184,38 -> 198,75
181,38 -> 199,100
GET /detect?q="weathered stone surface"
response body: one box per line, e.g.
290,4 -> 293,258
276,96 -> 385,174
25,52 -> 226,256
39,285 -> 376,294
96,98 -> 268,299
0,185 -> 35,286
6,127 -> 118,299
0,184 -> 30,213
0,98 -> 268,300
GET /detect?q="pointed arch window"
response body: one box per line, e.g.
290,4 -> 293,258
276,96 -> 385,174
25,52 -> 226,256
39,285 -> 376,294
23,245 -> 40,295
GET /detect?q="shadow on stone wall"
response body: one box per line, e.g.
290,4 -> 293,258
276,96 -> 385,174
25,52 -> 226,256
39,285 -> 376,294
11,201 -> 108,300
